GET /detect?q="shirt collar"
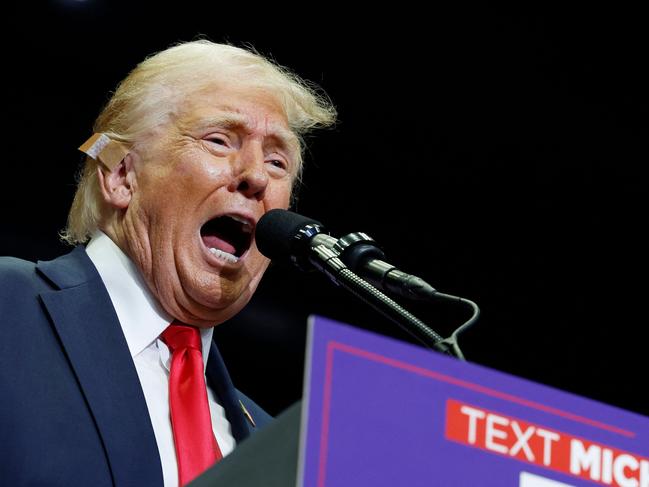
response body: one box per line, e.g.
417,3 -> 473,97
86,231 -> 214,362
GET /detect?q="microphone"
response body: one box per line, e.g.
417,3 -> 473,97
256,209 -> 437,300
254,209 -> 335,271
256,209 -> 453,354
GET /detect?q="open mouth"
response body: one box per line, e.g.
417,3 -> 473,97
200,215 -> 253,264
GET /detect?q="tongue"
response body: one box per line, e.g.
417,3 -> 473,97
202,235 -> 236,255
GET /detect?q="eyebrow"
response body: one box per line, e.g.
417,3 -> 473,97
195,112 -> 300,153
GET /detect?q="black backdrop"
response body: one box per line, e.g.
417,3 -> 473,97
4,5 -> 647,417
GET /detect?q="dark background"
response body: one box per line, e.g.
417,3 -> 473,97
3,5 -> 647,417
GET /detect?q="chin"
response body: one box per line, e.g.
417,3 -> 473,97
178,278 -> 255,327
165,244 -> 266,327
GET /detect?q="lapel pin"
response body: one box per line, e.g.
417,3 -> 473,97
239,400 -> 256,428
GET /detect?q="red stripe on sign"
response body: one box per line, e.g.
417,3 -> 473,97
445,400 -> 649,487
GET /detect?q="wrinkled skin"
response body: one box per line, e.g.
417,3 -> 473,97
98,83 -> 299,327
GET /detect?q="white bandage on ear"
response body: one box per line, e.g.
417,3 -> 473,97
78,133 -> 129,170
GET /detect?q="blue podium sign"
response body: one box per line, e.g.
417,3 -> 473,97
298,316 -> 648,487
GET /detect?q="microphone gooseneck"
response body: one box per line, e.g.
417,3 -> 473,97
255,209 -> 479,357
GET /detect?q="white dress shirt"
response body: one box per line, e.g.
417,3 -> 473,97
86,232 -> 235,487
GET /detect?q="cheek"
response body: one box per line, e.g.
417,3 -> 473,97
267,181 -> 293,208
203,161 -> 230,180
169,148 -> 232,187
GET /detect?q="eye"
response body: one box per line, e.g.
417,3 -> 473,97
208,137 -> 226,146
269,159 -> 286,169
266,156 -> 290,175
205,133 -> 230,147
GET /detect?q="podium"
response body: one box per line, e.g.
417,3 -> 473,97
190,401 -> 301,486
192,316 -> 649,487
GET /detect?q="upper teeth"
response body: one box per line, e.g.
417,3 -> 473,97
209,248 -> 239,264
229,215 -> 252,232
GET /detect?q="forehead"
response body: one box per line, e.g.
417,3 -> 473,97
176,83 -> 298,148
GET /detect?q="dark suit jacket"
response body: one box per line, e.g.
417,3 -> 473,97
0,246 -> 271,486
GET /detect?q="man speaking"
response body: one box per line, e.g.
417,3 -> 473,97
0,40 -> 335,486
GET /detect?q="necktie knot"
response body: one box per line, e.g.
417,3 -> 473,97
161,322 -> 202,353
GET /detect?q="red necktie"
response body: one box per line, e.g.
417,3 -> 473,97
161,322 -> 222,486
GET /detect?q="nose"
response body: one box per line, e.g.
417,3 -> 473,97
229,143 -> 269,200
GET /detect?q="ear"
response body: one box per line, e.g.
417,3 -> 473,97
97,153 -> 136,210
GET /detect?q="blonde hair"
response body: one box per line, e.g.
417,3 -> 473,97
62,40 -> 336,245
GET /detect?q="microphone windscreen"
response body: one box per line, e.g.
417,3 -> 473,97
256,209 -> 324,261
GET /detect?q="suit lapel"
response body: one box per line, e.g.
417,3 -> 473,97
206,343 -> 252,442
38,247 -> 163,487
